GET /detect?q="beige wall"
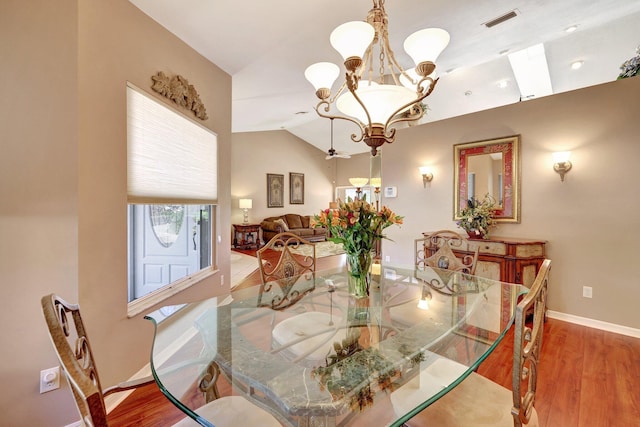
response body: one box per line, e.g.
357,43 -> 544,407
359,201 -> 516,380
380,77 -> 640,330
1,0 -> 232,425
1,0 -> 80,424
231,130 -> 337,228
231,78 -> 640,332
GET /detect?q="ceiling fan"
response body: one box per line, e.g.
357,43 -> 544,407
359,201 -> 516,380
325,119 -> 351,160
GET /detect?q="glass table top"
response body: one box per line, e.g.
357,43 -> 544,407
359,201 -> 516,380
145,264 -> 526,427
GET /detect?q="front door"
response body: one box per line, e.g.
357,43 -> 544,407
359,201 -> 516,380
129,205 -> 202,300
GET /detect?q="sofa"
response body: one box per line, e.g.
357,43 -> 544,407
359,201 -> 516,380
260,213 -> 326,243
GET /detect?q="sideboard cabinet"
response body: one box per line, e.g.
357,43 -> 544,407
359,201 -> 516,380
421,233 -> 547,288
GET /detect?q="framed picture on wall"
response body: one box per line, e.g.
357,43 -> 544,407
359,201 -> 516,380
289,172 -> 304,204
267,173 -> 284,208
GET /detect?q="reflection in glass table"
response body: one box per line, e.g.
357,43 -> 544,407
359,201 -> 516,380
145,264 -> 526,427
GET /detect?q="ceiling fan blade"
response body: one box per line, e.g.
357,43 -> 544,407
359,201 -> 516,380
325,152 -> 351,160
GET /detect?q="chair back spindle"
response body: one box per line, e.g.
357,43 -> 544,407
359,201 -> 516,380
41,294 -> 108,427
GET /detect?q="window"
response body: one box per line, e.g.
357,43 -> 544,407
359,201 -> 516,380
126,84 -> 217,310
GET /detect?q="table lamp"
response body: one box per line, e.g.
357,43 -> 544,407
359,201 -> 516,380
239,198 -> 252,224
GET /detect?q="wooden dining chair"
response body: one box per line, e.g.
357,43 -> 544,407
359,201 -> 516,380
402,258 -> 551,427
256,232 -> 344,366
41,294 -> 281,427
415,230 -> 479,274
256,231 -> 317,310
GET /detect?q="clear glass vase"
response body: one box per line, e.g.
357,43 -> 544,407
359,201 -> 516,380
346,251 -> 373,298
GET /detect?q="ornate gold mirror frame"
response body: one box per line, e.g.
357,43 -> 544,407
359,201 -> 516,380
454,135 -> 521,223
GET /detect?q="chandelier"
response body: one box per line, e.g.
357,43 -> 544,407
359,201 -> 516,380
305,0 -> 449,155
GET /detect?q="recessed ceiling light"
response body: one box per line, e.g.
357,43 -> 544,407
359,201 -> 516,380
565,25 -> 578,33
498,80 -> 508,89
464,90 -> 472,96
571,60 -> 584,70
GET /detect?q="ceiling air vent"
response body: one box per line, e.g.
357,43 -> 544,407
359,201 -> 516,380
484,10 -> 518,28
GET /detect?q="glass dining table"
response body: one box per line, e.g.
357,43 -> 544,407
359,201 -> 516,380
145,264 -> 527,427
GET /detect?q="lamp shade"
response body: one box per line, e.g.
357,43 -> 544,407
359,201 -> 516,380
403,28 -> 450,66
305,62 -> 340,91
330,21 -> 375,61
239,198 -> 253,209
349,177 -> 369,187
419,166 -> 432,175
552,151 -> 571,163
370,177 -> 381,188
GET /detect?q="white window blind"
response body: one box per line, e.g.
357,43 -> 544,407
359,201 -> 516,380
127,85 -> 217,204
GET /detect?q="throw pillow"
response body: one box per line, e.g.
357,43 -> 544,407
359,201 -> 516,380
285,213 -> 303,229
274,218 -> 289,232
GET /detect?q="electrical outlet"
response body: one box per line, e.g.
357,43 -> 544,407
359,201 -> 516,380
385,255 -> 390,262
221,275 -> 224,286
582,286 -> 593,298
40,366 -> 60,393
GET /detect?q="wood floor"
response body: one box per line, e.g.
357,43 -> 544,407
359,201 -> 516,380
108,251 -> 640,426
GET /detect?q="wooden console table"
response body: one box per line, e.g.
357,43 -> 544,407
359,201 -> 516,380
233,223 -> 261,250
421,232 -> 547,289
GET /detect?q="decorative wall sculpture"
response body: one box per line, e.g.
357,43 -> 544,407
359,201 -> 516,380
151,71 -> 208,120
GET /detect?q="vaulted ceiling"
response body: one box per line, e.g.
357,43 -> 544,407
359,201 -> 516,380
129,0 -> 640,156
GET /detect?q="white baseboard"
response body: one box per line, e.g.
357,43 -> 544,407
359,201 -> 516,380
546,310 -> 640,339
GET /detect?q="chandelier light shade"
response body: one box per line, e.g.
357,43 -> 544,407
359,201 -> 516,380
305,0 -> 450,155
304,62 -> 340,95
403,28 -> 450,69
336,84 -> 416,125
330,21 -> 375,61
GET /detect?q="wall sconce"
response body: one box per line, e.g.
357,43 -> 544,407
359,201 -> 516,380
417,287 -> 432,310
552,152 -> 572,182
419,166 -> 434,187
349,177 -> 369,199
239,198 -> 252,224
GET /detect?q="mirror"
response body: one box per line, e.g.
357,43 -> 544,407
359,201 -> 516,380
454,135 -> 520,223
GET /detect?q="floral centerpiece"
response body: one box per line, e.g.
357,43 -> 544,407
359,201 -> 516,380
312,197 -> 403,297
456,195 -> 497,239
617,45 -> 639,80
